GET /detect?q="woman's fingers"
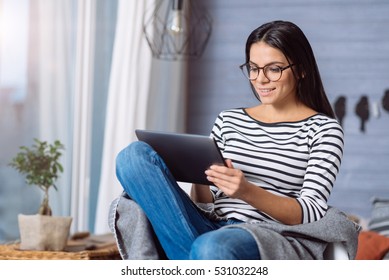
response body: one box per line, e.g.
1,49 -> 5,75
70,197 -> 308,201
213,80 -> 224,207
205,165 -> 235,182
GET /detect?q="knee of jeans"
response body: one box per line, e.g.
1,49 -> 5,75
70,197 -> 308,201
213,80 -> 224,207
116,141 -> 151,165
189,232 -> 232,260
116,142 -> 153,179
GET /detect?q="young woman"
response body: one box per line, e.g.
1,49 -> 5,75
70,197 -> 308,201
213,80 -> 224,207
113,20 -> 359,260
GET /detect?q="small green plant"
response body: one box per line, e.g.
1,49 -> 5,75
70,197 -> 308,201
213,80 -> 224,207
9,138 -> 65,216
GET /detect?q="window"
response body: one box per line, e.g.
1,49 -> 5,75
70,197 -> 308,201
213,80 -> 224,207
0,0 -> 117,242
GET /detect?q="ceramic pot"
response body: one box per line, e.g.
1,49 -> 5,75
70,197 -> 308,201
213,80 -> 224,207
18,214 -> 72,251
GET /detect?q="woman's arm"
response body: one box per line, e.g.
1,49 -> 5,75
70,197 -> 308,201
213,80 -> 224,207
205,159 -> 302,225
190,184 -> 214,203
239,182 -> 302,225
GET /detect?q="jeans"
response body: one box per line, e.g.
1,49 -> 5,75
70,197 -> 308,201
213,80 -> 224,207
115,141 -> 261,260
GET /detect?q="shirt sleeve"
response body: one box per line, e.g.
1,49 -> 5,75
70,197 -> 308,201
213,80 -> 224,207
209,111 -> 225,198
296,119 -> 344,223
210,111 -> 225,152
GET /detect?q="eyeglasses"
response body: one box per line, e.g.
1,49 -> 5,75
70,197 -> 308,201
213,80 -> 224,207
239,63 -> 295,82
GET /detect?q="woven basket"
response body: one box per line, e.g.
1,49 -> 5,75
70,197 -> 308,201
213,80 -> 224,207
0,243 -> 121,260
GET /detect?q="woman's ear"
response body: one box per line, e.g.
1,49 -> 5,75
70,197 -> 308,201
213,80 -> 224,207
293,64 -> 305,79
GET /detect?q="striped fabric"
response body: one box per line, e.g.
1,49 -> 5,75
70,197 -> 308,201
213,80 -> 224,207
210,108 -> 344,224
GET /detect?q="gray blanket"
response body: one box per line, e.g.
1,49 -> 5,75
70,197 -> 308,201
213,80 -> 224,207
108,192 -> 360,260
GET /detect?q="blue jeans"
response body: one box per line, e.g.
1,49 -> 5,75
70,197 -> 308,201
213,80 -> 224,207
115,141 -> 261,260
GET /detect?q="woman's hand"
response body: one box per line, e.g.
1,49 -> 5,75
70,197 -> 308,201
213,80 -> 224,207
206,159 -> 302,225
205,159 -> 250,199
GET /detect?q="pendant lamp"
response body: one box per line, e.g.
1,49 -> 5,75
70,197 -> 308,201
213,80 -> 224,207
143,0 -> 212,60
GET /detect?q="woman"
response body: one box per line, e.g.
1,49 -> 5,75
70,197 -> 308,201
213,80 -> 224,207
113,20 -> 359,260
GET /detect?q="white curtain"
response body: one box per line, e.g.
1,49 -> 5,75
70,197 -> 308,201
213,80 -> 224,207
94,0 -> 154,233
70,0 -> 96,232
30,0 -> 187,234
94,0 -> 188,233
33,0 -> 74,217
33,0 -> 98,233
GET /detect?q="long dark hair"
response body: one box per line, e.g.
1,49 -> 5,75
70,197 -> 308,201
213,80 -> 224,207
245,20 -> 335,118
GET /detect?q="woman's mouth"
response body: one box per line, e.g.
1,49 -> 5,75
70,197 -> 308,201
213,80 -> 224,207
257,87 -> 275,96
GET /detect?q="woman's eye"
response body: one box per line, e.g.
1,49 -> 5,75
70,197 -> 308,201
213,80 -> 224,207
268,66 -> 281,73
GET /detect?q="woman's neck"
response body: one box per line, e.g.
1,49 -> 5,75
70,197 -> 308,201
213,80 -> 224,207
246,103 -> 317,123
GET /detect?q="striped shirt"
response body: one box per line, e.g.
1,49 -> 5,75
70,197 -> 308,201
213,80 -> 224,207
210,108 -> 344,224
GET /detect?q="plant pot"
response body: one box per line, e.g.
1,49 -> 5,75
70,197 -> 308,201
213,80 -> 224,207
18,214 -> 72,251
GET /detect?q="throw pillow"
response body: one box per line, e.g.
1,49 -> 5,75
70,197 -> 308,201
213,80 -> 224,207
356,230 -> 389,260
368,197 -> 389,237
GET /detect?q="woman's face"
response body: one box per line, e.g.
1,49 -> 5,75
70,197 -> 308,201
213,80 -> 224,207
249,41 -> 298,107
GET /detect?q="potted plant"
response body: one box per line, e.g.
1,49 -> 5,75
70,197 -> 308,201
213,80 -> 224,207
9,138 -> 72,251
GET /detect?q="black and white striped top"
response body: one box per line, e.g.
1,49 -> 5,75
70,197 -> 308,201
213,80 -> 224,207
210,108 -> 344,224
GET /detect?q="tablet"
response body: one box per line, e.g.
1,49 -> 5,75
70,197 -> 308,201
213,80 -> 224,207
135,129 -> 226,185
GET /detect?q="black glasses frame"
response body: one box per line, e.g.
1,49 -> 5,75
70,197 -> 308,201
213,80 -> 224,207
239,63 -> 295,82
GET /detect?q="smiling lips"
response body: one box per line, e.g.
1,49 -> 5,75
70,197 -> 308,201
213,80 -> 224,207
257,87 -> 276,96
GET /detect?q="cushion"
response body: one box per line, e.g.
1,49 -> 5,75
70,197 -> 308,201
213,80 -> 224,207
356,230 -> 389,260
368,197 -> 389,236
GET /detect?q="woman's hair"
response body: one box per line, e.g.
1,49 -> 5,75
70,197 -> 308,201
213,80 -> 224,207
245,20 -> 335,118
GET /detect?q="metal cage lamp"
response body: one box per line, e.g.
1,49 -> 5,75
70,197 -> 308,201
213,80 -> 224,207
143,0 -> 212,60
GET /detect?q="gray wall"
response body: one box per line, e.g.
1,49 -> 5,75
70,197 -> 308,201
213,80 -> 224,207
186,0 -> 389,220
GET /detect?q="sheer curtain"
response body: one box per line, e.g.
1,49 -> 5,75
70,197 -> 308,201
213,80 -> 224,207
94,0 -> 188,233
31,0 -> 75,217
70,0 -> 96,232
94,0 -> 153,233
0,0 -> 186,238
31,0 -> 98,232
30,0 -> 187,233
32,0 -> 97,232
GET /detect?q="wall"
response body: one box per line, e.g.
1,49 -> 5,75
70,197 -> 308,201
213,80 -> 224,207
186,0 -> 389,220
